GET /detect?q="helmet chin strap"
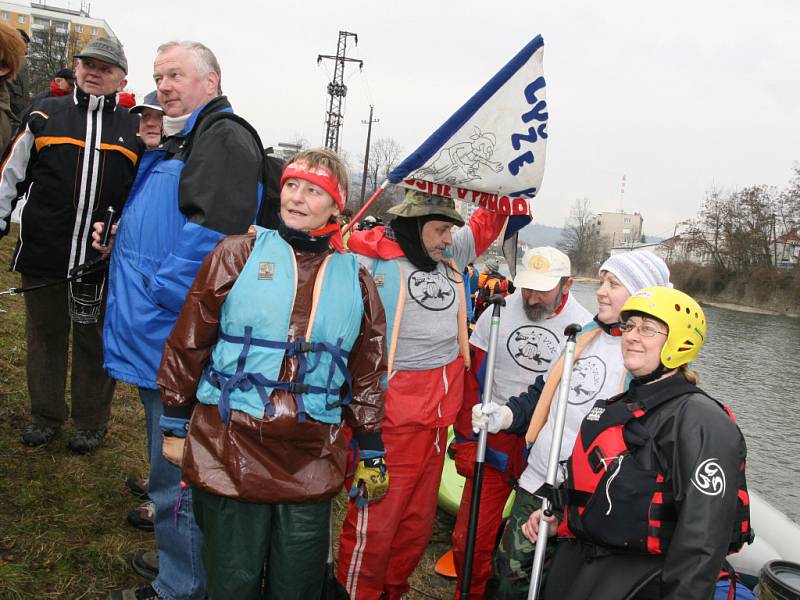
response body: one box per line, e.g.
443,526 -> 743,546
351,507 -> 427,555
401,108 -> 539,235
633,363 -> 669,385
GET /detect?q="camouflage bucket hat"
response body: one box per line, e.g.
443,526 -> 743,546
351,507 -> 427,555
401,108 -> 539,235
387,189 -> 465,226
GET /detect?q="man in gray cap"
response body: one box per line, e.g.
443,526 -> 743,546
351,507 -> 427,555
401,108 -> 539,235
130,90 -> 164,150
0,37 -> 138,453
121,90 -> 164,538
339,189 -> 509,599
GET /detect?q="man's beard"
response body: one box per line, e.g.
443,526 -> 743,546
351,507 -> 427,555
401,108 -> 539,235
524,303 -> 548,321
523,290 -> 563,321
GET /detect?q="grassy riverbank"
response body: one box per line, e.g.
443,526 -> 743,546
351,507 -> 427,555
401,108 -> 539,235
0,232 -> 456,599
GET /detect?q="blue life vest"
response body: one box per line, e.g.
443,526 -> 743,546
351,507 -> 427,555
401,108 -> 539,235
368,258 -> 404,380
196,227 -> 364,424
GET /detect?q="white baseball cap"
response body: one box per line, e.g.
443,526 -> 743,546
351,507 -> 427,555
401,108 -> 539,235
514,247 -> 571,291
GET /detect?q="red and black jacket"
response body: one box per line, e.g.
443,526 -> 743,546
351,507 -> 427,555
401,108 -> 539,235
556,373 -> 753,599
0,86 -> 140,277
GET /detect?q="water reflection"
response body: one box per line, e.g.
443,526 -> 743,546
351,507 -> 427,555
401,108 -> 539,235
569,281 -> 800,523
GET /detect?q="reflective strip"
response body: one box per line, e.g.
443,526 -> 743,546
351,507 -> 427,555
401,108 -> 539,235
69,96 -> 102,275
34,136 -> 85,153
98,142 -> 138,165
346,503 -> 369,598
0,126 -> 36,219
11,182 -> 31,271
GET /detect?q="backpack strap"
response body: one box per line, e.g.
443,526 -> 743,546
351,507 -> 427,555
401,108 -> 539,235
181,111 -> 284,229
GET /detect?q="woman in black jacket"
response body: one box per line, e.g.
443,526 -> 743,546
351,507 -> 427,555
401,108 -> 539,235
524,286 -> 752,600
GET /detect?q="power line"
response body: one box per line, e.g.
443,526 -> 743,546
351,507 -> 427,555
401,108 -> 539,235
317,31 -> 363,152
360,105 -> 379,206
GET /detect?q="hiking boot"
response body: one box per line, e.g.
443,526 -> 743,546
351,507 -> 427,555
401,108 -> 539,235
106,583 -> 162,600
127,501 -> 155,532
21,423 -> 59,447
126,476 -> 149,499
67,428 -> 107,454
130,548 -> 158,581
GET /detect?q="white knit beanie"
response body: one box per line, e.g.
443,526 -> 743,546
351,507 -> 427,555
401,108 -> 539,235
599,251 -> 672,294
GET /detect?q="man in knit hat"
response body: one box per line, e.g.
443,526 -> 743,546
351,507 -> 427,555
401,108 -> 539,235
0,36 -> 138,453
473,249 -> 672,599
340,189 -> 510,599
449,247 -> 592,599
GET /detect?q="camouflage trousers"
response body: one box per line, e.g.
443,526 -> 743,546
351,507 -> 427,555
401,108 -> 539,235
492,487 -> 555,600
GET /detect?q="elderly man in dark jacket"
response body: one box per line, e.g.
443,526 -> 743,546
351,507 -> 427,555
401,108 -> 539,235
0,36 -> 138,453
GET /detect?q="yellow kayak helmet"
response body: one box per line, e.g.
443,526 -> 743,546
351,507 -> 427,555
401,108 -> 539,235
620,286 -> 706,369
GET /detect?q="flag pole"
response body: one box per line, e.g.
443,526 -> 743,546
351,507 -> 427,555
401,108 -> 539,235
343,179 -> 389,235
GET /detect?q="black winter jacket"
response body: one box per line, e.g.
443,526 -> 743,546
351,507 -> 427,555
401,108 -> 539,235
557,374 -> 749,600
0,86 -> 139,277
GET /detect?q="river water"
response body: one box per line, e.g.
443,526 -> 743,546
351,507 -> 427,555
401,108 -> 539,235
569,281 -> 800,524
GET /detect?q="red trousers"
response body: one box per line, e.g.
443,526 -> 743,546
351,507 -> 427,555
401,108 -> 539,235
338,358 -> 464,600
452,465 -> 515,599
338,427 -> 448,600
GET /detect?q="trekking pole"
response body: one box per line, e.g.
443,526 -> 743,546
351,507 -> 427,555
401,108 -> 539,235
460,294 -> 506,599
0,260 -> 107,296
527,323 -> 582,600
0,207 -> 115,297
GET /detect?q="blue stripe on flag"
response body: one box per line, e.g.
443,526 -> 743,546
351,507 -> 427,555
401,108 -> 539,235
504,214 -> 531,240
503,214 -> 533,278
388,35 -> 545,183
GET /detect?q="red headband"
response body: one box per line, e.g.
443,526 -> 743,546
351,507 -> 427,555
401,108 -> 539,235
280,161 -> 345,210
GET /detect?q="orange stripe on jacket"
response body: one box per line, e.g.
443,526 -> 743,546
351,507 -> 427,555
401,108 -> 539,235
99,143 -> 138,165
33,138 -> 138,166
34,136 -> 85,152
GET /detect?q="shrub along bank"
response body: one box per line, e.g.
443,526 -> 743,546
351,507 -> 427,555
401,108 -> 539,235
669,261 -> 800,316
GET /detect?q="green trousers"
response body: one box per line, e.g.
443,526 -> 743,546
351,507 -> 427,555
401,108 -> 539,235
493,486 -> 552,600
193,487 -> 331,600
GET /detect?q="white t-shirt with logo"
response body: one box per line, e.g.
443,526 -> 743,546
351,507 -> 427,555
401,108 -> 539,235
357,224 -> 477,372
469,291 -> 592,406
518,329 -> 627,495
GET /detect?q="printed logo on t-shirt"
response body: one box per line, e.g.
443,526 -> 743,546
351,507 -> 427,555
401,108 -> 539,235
407,270 -> 456,311
506,325 -> 560,373
568,355 -> 607,405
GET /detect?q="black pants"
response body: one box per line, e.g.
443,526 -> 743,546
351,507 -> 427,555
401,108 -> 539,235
543,540 -> 662,600
21,274 -> 115,429
193,487 -> 331,600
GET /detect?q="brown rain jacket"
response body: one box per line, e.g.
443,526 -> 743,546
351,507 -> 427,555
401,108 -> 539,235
157,232 -> 387,504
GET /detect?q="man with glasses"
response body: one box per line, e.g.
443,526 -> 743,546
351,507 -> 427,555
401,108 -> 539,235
449,246 -> 591,599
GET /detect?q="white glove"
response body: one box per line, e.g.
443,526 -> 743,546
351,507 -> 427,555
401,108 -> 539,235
471,402 -> 513,434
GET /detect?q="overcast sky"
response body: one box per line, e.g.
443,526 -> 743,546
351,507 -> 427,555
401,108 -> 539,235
85,0 -> 799,235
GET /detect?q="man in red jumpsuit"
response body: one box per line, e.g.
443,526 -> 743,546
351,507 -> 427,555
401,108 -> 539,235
340,190 -> 507,599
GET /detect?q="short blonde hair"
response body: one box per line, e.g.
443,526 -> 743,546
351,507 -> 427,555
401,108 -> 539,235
285,148 -> 349,197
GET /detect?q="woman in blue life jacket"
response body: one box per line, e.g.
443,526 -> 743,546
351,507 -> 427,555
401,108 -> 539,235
522,286 -> 752,600
156,148 -> 390,600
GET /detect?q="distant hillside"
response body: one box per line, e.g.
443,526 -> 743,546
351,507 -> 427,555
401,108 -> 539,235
518,222 -> 564,248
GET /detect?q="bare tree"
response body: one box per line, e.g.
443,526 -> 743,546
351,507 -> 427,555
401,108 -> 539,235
27,26 -> 81,96
684,184 -> 781,272
365,137 -> 403,191
349,137 -> 404,216
778,162 -> 800,231
558,198 -> 603,275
